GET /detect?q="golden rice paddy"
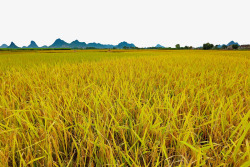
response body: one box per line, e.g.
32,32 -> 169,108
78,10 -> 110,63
0,50 -> 249,166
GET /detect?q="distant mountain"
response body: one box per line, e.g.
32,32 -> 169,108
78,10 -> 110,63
7,42 -> 19,49
227,41 -> 239,46
116,41 -> 136,48
0,39 -> 137,49
49,39 -> 116,49
27,41 -> 39,48
50,38 -> 69,48
87,42 -> 114,49
87,43 -> 104,48
155,44 -> 165,48
216,41 -> 240,48
0,44 -> 8,48
41,45 -> 48,48
69,40 -> 86,48
0,39 -> 243,50
216,45 -> 222,48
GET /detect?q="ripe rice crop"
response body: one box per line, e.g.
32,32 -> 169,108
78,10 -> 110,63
0,50 -> 249,166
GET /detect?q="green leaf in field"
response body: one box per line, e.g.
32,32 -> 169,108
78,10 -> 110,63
27,156 -> 45,165
241,160 -> 250,167
180,141 -> 199,153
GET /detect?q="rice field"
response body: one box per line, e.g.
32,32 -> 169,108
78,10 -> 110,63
0,50 -> 249,166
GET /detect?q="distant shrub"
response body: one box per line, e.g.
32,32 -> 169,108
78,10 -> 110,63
175,44 -> 180,49
222,45 -> 227,49
203,43 -> 214,50
232,44 -> 239,50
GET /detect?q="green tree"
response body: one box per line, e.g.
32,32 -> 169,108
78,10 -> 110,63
222,45 -> 227,49
232,44 -> 239,50
175,44 -> 180,49
203,43 -> 214,50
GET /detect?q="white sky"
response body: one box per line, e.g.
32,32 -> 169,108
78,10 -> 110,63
1,0 -> 250,47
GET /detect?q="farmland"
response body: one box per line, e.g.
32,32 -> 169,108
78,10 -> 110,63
0,50 -> 249,166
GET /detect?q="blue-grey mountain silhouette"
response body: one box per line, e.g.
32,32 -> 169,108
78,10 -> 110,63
155,44 -> 165,48
227,41 -> 239,46
69,40 -> 86,48
27,41 -> 39,48
216,41 -> 240,48
87,42 -> 114,49
216,45 -> 222,48
7,42 -> 19,49
0,44 -> 8,48
50,38 -> 69,48
0,39 -> 137,49
116,41 -> 136,48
